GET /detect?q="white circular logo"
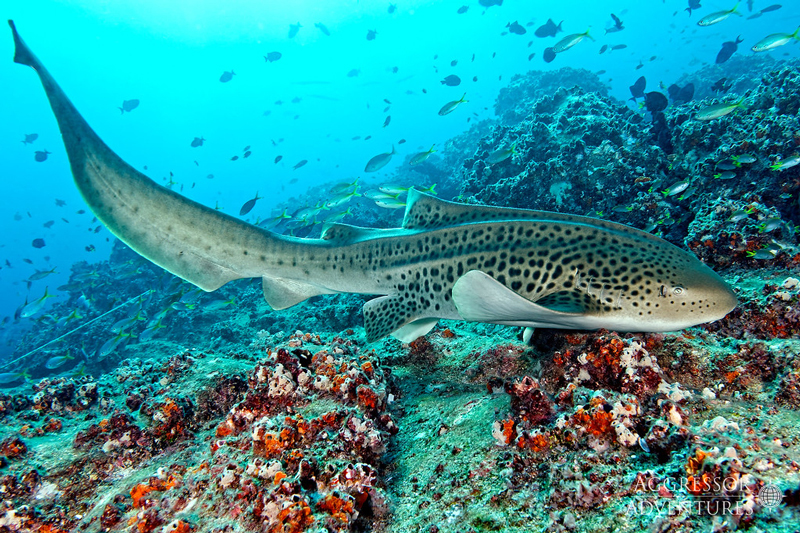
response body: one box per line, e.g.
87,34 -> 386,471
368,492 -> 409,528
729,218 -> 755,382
758,484 -> 782,509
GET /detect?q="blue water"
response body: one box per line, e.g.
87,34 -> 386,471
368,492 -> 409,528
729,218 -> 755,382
2,0 -> 799,354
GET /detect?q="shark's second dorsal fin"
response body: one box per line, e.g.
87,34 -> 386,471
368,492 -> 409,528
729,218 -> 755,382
321,223 -> 413,244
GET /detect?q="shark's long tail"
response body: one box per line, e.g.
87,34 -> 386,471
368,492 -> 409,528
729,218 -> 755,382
8,20 -> 312,297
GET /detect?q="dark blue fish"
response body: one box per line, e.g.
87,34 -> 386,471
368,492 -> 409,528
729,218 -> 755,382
542,47 -> 556,63
479,0 -> 503,7
535,19 -> 562,38
191,137 -> 205,147
314,23 -> 330,36
21,133 -> 38,144
629,76 -> 646,101
118,99 -> 139,114
457,5 -> 468,14
716,36 -> 743,64
367,29 -> 377,41
441,75 -> 461,86
34,149 -> 51,162
265,51 -> 282,62
686,0 -> 701,15
219,71 -> 235,83
506,21 -> 526,35
288,22 -> 302,39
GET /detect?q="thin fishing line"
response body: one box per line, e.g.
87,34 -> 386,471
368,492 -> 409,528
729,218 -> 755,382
1,289 -> 154,372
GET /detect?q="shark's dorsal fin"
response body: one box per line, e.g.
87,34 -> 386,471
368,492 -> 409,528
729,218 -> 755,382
321,223 -> 416,244
402,189 -> 668,245
451,270 -> 598,329
262,276 -> 335,310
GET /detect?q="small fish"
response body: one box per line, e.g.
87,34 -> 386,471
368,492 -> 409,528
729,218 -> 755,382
45,353 -> 74,370
367,29 -> 378,41
686,0 -> 702,16
486,142 -> 517,164
716,159 -> 737,171
139,320 -> 165,342
746,249 -> 777,260
716,36 -> 743,63
644,92 -> 668,113
118,99 -> 139,114
265,51 -> 282,62
543,47 -> 557,63
314,23 -> 330,36
506,21 -> 526,35
678,186 -> 697,201
388,3 -> 397,14
770,155 -> 800,171
711,78 -> 733,93
28,267 -> 57,281
697,5 -> 741,26
202,297 -> 236,311
240,192 -> 262,216
398,139 -> 406,144
0,371 -> 28,384
535,18 -> 563,38
714,170 -> 736,180
21,287 -> 56,318
21,133 -> 38,144
759,218 -> 783,233
732,154 -> 757,165
728,209 -> 751,222
606,13 -> 624,33
34,150 -> 51,162
629,76 -> 646,101
438,93 -> 468,116
293,159 -> 308,170
441,75 -> 461,86
327,191 -> 361,208
219,71 -> 235,83
190,137 -> 205,148
230,155 -> 239,161
752,27 -> 800,52
662,180 -> 690,197
383,116 -> 391,128
365,146 -> 396,172
410,145 -> 436,165
553,29 -> 594,53
457,5 -> 469,14
479,0 -> 503,7
374,197 -> 407,209
611,44 -> 627,51
696,99 -> 744,121
347,68 -> 360,78
288,22 -> 302,39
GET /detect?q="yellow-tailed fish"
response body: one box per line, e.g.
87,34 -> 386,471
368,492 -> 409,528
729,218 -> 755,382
410,145 -> 436,166
752,27 -> 800,52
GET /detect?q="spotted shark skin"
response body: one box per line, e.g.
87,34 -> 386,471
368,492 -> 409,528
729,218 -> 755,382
9,20 -> 739,342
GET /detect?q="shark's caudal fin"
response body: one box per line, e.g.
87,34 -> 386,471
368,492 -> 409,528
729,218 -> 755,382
8,20 -> 294,293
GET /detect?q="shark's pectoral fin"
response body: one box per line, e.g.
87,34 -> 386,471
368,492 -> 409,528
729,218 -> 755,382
451,270 -> 589,329
262,277 -> 336,310
362,295 -> 439,343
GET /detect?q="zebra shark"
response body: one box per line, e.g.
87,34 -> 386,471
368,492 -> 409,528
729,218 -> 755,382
8,20 -> 738,342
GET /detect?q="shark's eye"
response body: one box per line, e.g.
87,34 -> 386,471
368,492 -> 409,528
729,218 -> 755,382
673,286 -> 685,296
